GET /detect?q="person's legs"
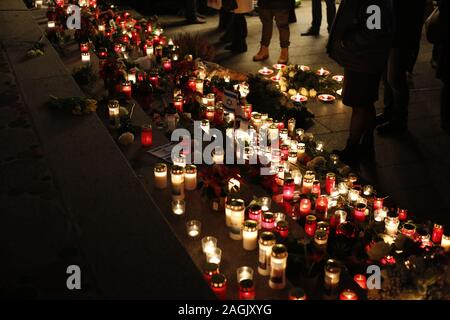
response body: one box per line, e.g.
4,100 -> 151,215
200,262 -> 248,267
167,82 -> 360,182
220,12 -> 234,43
185,0 -> 197,21
227,13 -> 248,53
253,8 -> 273,61
311,0 -> 322,32
325,0 -> 336,33
274,9 -> 290,63
219,8 -> 232,31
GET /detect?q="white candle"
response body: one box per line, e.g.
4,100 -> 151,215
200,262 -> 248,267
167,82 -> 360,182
186,220 -> 201,238
48,20 -> 56,28
324,259 -> 341,289
171,166 -> 185,199
268,124 -> 279,142
258,232 -> 276,276
154,163 -> 167,189
206,247 -> 222,264
184,165 -> 197,191
202,236 -> 217,254
228,178 -> 240,193
374,207 -> 388,222
146,45 -> 154,56
229,199 -> 245,240
172,199 -> 185,215
291,169 -> 302,185
441,234 -> 450,252
302,172 -> 315,194
243,220 -> 258,251
81,52 -> 91,63
385,213 -> 399,236
269,244 -> 288,289
213,149 -> 225,164
260,197 -> 271,212
35,0 -> 43,8
237,266 -> 254,283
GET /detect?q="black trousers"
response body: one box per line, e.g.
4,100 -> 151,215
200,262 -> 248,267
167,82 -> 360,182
311,0 -> 336,32
185,0 -> 198,21
231,14 -> 248,49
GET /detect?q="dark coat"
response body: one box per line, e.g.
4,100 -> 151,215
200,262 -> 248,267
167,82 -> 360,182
327,0 -> 395,74
257,0 -> 291,10
437,0 -> 450,82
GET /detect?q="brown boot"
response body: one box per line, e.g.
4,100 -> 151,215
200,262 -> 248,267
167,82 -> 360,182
278,47 -> 289,64
253,46 -> 269,62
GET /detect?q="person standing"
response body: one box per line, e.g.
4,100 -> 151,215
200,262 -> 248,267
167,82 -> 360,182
302,0 -> 336,36
376,0 -> 427,135
225,0 -> 253,53
253,0 -> 291,64
327,0 -> 395,166
185,0 -> 207,24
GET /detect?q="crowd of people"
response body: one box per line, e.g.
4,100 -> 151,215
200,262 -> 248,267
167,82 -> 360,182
184,0 -> 449,166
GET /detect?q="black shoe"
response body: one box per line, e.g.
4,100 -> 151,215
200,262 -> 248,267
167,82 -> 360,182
186,18 -> 206,25
219,35 -> 232,43
375,112 -> 392,126
332,144 -> 360,167
301,28 -> 319,36
377,120 -> 408,136
224,44 -> 247,53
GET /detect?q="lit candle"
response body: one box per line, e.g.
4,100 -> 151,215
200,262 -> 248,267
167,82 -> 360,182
228,178 -> 240,193
186,220 -> 201,238
291,169 -> 302,185
210,274 -> 227,300
261,212 -> 275,231
299,198 -> 311,216
374,206 -> 388,222
314,230 -> 328,247
184,165 -> 197,191
81,52 -> 91,63
205,106 -> 215,122
401,223 -> 416,238
47,20 -> 56,28
154,163 -> 167,189
291,93 -> 308,104
302,172 -> 315,194
332,75 -> 344,82
280,130 -> 289,144
108,100 -> 120,128
202,236 -> 217,254
297,142 -> 306,159
348,188 -> 360,203
236,266 -> 254,284
269,244 -> 288,289
354,274 -> 367,289
441,234 -> 450,252
288,151 -> 298,164
304,215 -> 317,237
326,173 -> 336,195
243,220 -> 258,251
373,197 -> 384,210
146,44 -> 154,56
312,180 -> 321,197
248,204 -> 262,229
339,289 -> 358,300
243,104 -> 253,120
173,95 -> 184,113
432,224 -> 444,244
334,209 -> 347,225
121,81 -> 132,99
200,119 -> 210,134
206,247 -> 222,265
315,195 -> 328,214
187,77 -> 196,91
316,140 -> 324,152
324,259 -> 341,289
283,178 -> 295,201
196,79 -> 204,94
35,0 -> 43,8
173,154 -> 186,168
258,232 -> 276,276
139,124 -> 152,147
353,203 -> 367,222
258,66 -> 273,76
203,262 -> 219,283
98,23 -> 106,32
397,208 -> 408,221
239,279 -> 255,300
80,42 -> 89,53
276,220 -> 289,238
148,70 -> 159,87
289,288 -> 307,300
316,67 -> 330,76
171,165 -> 185,198
229,199 -> 245,240
172,199 -> 185,215
260,197 -> 271,212
363,185 -> 374,197
338,182 -> 348,195
384,212 -> 399,236
214,106 -> 224,126
268,124 -> 279,142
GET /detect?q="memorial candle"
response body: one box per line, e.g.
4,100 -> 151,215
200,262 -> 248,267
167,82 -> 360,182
302,172 -> 315,194
269,244 -> 288,289
312,180 -> 321,197
81,52 -> 91,63
196,79 -> 204,94
432,224 -> 444,244
258,232 -> 276,276
326,173 -> 336,195
172,199 -> 185,215
304,215 -> 317,237
287,118 -> 296,137
288,151 -> 298,164
80,42 -> 89,53
397,208 -> 408,221
340,290 -> 358,300
205,106 -> 215,122
291,169 -> 302,185
289,288 -> 307,300
248,204 -> 262,229
184,165 -> 197,191
354,274 -> 367,289
315,195 -> 328,214
229,199 -> 245,240
401,223 -> 416,238
214,106 -> 224,125
212,149 -> 224,164
260,197 -> 271,212
276,220 -> 289,238
261,212 -> 275,231
239,279 -> 255,300
441,234 -> 450,252
203,262 -> 219,283
162,58 -> 172,71
243,220 -> 258,251
373,197 -> 384,210
186,220 -> 201,238
154,163 -> 167,189
324,259 -> 341,289
206,247 -> 222,264
314,230 -> 328,247
268,124 -> 279,142
121,81 -> 132,99
173,95 -> 184,113
202,236 -> 217,254
47,20 -> 56,28
171,165 -> 185,198
384,212 -> 400,236
299,198 -> 311,216
210,274 -> 227,300
108,100 -> 120,128
283,178 -> 295,201
353,203 -> 367,222
140,124 -> 153,147
187,77 -> 196,91
148,70 -> 159,87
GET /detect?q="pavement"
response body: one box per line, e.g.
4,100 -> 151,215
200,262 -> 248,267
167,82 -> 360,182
152,1 -> 450,225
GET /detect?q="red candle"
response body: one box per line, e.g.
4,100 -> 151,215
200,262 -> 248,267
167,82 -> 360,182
205,107 -> 215,122
149,72 -> 159,88
163,58 -> 172,72
283,178 -> 295,201
122,35 -> 130,44
289,288 -> 307,300
203,263 -> 219,284
304,215 -> 317,237
238,279 -> 255,300
80,42 -> 89,53
299,198 -> 311,216
188,77 -> 197,92
248,204 -> 262,226
121,81 -> 132,99
276,121 -> 285,130
432,224 -> 444,243
141,124 -> 153,147
173,95 -> 184,113
261,212 -> 275,231
312,180 -> 321,197
243,104 -> 252,120
354,274 -> 367,289
280,144 -> 289,161
214,106 -> 224,125
397,208 -> 408,221
315,195 -> 328,214
276,220 -> 289,238
353,203 -> 367,222
401,223 -> 416,238
373,197 -> 384,210
98,47 -> 108,59
211,274 -> 227,300
339,289 -> 358,300
326,173 -> 336,195
114,44 -> 122,53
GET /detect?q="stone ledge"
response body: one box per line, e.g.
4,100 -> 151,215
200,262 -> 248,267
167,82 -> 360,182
1,0 -> 214,299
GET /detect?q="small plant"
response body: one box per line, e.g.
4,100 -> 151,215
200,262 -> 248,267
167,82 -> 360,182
72,63 -> 97,88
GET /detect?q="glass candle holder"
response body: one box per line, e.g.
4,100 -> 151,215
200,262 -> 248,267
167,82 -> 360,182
283,178 -> 295,201
186,220 -> 201,238
154,163 -> 167,189
260,197 -> 271,212
206,247 -> 222,265
325,172 -> 336,195
228,178 -> 240,193
374,207 -> 388,222
339,289 -> 358,300
184,165 -> 197,191
432,224 -> 444,244
258,232 -> 276,276
302,172 -> 315,194
172,199 -> 185,215
348,188 -> 360,203
171,165 -> 185,198
298,198 -> 311,217
324,259 -> 341,289
108,100 -> 120,128
276,220 -> 289,238
384,212 -> 400,236
363,185 -> 374,197
141,124 -> 153,147
338,181 -> 348,195
401,223 -> 416,238
229,199 -> 245,240
268,124 -> 279,142
317,221 -> 330,234
214,105 -> 224,125
261,212 -> 275,231
121,81 -> 132,99
173,95 -> 184,113
314,229 -> 328,247
297,142 -> 306,159
202,236 -> 217,255
203,262 -> 219,283
287,118 -> 296,137
196,79 -> 204,94
242,220 -> 258,251
239,279 -> 255,300
210,274 -> 227,300
205,106 -> 215,122
248,204 -> 262,229
237,266 -> 254,283
289,288 -> 307,300
353,203 -> 367,222
397,208 -> 408,221
212,149 -> 224,164
373,197 -> 384,210
269,244 -> 288,289
332,209 -> 347,227
311,180 -> 321,197
280,129 -> 289,142
291,169 -> 302,185
274,212 -> 286,223
315,195 -> 328,214
280,144 -> 289,161
354,274 -> 367,289
441,234 -> 450,252
173,154 -> 186,168
305,215 -> 317,237
288,151 -> 298,164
